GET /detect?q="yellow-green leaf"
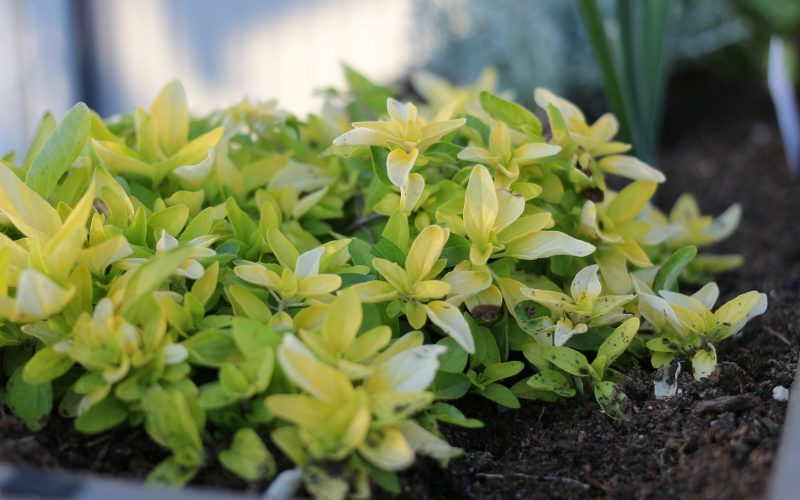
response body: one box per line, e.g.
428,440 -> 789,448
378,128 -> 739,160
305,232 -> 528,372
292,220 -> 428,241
323,289 -> 362,354
0,164 -> 61,242
26,102 -> 91,197
150,81 -> 189,156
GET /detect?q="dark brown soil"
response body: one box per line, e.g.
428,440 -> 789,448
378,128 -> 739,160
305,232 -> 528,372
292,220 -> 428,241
1,74 -> 798,499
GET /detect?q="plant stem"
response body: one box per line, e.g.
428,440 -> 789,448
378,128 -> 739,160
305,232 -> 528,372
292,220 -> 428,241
577,0 -> 633,143
345,213 -> 382,235
578,0 -> 671,164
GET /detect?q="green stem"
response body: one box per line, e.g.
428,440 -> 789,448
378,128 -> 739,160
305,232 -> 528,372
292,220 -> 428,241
577,0 -> 633,143
578,0 -> 671,164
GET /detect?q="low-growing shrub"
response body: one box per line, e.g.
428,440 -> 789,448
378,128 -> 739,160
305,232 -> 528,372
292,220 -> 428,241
0,69 -> 766,496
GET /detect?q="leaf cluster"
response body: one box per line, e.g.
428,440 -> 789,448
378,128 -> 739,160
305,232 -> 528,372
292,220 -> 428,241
0,68 -> 765,497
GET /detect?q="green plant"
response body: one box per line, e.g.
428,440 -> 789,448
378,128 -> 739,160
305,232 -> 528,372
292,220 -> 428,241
521,264 -> 635,346
736,0 -> 800,36
0,68 -> 765,497
577,0 -> 671,163
639,283 -> 767,380
516,317 -> 640,418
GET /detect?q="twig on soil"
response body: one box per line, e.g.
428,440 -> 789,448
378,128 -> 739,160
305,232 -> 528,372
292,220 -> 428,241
475,473 -> 505,480
510,472 -> 535,479
694,394 -> 759,414
583,474 -> 610,493
86,435 -> 112,468
476,471 -> 589,491
541,475 -> 591,491
765,326 -> 792,346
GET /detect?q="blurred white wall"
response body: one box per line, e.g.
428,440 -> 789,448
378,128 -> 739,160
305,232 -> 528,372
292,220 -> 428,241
0,0 -> 79,156
0,0 -> 414,154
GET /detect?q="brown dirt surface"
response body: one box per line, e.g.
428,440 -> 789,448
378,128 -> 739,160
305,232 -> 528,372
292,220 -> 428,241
0,72 -> 798,499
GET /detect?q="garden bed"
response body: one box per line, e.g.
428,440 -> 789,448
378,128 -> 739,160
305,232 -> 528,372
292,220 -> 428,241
392,74 -> 800,499
0,74 -> 797,499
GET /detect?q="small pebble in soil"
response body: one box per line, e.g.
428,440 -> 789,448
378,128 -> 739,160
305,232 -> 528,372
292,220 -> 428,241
772,385 -> 790,402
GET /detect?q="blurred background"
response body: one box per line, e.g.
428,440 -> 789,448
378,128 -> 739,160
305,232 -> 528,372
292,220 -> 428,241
0,0 -> 798,170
